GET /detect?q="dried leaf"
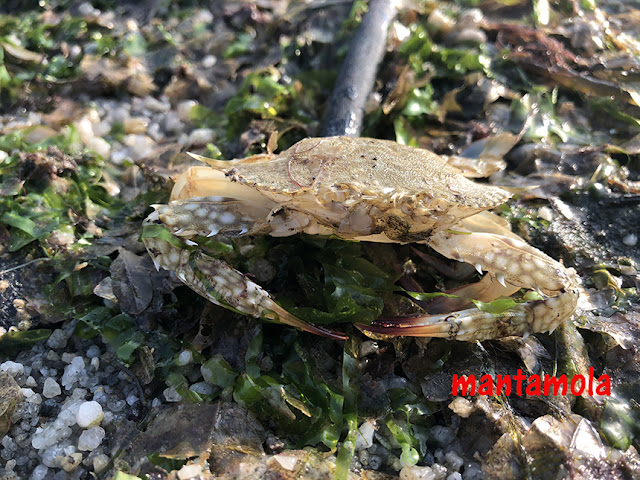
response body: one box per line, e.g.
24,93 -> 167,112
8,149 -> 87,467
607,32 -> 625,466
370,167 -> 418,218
110,249 -> 153,315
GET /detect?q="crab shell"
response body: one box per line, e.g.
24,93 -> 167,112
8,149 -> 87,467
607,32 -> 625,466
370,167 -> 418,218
143,136 -> 579,341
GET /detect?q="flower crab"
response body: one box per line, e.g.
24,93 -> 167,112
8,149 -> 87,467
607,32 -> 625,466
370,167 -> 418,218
142,136 -> 579,341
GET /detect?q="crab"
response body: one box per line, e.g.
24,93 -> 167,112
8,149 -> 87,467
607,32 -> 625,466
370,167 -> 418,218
142,136 -> 579,341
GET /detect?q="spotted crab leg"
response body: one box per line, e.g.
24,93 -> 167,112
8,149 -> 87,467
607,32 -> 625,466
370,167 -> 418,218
359,229 -> 578,340
142,214 -> 347,341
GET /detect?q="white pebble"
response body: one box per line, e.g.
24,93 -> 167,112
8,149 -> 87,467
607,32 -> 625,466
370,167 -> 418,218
177,350 -> 193,366
189,382 -> 214,396
444,451 -> 464,471
78,3 -> 95,16
0,150 -> 8,162
202,55 -> 217,68
77,426 -> 105,451
92,453 -> 110,473
29,464 -> 49,480
623,233 -> 638,247
163,111 -> 184,134
124,134 -> 156,160
76,401 -> 104,428
355,420 -> 376,450
399,465 -> 436,480
447,473 -> 462,480
1,361 -> 24,376
538,206 -> 553,222
31,421 -> 72,450
74,116 -> 95,145
87,137 -> 111,159
178,464 -> 204,479
42,377 -> 61,398
177,100 -> 198,123
193,9 -> 213,23
25,376 -> 37,387
163,387 -> 183,402
61,356 -> 86,390
187,128 -> 215,146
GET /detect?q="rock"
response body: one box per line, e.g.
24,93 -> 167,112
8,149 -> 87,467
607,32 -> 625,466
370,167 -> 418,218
1,361 -> 24,376
76,401 -> 104,428
0,372 -> 23,437
77,426 -> 105,451
43,378 -> 62,399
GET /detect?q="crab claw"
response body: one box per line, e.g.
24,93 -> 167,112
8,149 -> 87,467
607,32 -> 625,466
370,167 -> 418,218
357,286 -> 578,341
142,231 -> 346,341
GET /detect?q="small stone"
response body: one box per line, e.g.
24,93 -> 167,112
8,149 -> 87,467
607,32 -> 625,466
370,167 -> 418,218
61,352 -> 76,363
76,401 -> 104,428
189,382 -> 214,396
202,55 -> 217,68
92,453 -> 110,473
187,128 -> 215,146
25,376 -> 37,387
163,111 -> 184,134
448,397 -> 474,418
444,451 -> 464,471
43,378 -> 62,399
87,137 -> 111,159
623,233 -> 638,247
60,452 -> 83,473
355,420 -> 376,450
1,361 -> 24,376
31,421 -> 72,450
78,3 -> 95,17
74,116 -> 95,145
399,465 -> 436,480
61,357 -> 85,390
86,345 -> 101,359
124,134 -> 156,160
77,426 -> 105,451
0,150 -> 8,162
163,387 -> 183,402
123,117 -> 149,134
177,463 -> 203,479
177,100 -> 198,122
177,350 -> 192,366
29,464 -> 49,480
274,454 -> 298,471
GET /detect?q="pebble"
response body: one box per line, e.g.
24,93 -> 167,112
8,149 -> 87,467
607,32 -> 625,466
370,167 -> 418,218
355,420 -> 376,450
76,401 -> 104,428
202,54 -> 217,68
177,100 -> 197,122
87,137 -> 111,159
29,464 -> 49,480
163,387 -> 183,402
1,361 -> 24,376
61,357 -> 86,390
92,453 -> 110,473
77,426 -> 105,451
623,233 -> 637,247
86,345 -> 101,359
43,378 -> 62,398
177,350 -> 193,366
177,464 -> 204,479
186,128 -> 215,146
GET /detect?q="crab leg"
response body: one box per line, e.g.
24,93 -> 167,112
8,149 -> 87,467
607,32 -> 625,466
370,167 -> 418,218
143,217 -> 346,340
359,229 -> 578,340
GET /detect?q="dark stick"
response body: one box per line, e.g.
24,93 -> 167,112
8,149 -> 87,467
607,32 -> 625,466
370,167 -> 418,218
321,0 -> 399,137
